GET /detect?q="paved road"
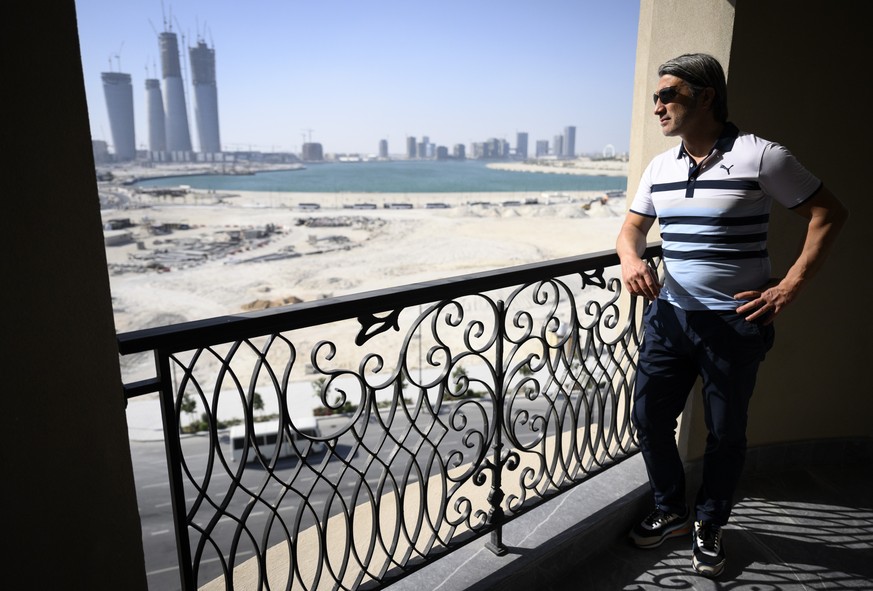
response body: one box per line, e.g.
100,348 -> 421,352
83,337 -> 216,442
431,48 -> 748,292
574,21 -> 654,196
130,394 -> 608,589
132,410 -> 481,589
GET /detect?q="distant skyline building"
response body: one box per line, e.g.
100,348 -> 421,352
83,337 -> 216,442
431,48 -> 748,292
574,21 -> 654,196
145,78 -> 166,156
453,144 -> 466,159
101,71 -> 136,161
159,30 -> 193,156
378,139 -> 388,158
516,132 -> 529,159
189,40 -> 221,154
302,142 -> 323,161
92,139 -> 110,164
406,136 -> 416,159
553,134 -> 563,157
563,125 -> 576,158
535,140 -> 549,158
416,135 -> 434,159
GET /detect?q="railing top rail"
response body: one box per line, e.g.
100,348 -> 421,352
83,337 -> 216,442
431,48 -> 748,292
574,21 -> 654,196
117,244 -> 661,355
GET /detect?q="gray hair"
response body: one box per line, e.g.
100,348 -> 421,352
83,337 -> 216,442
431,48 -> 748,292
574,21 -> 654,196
658,53 -> 728,123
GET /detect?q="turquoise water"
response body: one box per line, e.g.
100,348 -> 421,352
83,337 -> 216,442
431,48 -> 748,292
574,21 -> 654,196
135,159 -> 627,193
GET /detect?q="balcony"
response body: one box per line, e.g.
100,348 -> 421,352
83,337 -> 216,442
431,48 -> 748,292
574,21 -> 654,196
11,3 -> 871,590
119,246 -> 872,590
120,247 -> 655,589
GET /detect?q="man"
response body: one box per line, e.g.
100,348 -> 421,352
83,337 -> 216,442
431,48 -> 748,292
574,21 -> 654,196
617,53 -> 847,578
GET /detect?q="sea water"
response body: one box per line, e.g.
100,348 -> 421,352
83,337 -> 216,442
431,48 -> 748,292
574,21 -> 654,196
135,159 -> 627,194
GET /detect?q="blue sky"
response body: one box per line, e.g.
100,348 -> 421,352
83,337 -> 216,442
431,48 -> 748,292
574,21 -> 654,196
74,0 -> 640,156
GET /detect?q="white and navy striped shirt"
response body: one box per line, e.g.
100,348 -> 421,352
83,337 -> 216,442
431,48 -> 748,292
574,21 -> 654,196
630,123 -> 821,311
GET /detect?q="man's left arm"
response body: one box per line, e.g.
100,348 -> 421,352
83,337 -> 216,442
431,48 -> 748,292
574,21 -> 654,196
735,185 -> 848,324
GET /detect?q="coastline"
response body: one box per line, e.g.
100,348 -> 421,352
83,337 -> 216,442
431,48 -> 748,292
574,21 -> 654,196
119,165 -> 306,184
101,158 -> 628,190
486,159 -> 628,177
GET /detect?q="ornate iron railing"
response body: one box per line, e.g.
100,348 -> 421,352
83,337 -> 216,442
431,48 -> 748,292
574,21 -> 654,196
119,246 -> 662,591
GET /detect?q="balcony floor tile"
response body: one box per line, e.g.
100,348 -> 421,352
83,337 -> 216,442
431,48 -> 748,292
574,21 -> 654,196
553,459 -> 873,591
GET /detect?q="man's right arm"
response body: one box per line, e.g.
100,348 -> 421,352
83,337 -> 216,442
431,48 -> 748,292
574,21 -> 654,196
616,212 -> 659,300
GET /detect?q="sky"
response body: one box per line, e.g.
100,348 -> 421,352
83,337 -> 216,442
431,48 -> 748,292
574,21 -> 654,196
74,0 -> 640,157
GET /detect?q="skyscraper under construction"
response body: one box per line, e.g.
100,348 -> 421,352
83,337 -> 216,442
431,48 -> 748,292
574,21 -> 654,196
145,78 -> 166,157
159,30 -> 193,156
189,40 -> 221,154
101,71 -> 136,161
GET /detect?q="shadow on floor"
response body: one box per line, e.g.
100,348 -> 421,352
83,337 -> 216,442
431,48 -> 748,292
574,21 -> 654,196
551,455 -> 873,590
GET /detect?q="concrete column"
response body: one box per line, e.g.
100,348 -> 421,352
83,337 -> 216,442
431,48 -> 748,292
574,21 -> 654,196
5,1 -> 147,588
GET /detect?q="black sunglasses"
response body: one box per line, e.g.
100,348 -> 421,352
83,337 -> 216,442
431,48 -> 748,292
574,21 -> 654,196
652,86 -> 679,106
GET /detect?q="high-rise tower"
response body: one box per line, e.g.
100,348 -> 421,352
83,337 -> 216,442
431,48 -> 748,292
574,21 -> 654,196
189,40 -> 221,154
516,132 -> 529,159
101,72 -> 136,161
145,78 -> 166,157
563,126 -> 576,158
159,30 -> 193,155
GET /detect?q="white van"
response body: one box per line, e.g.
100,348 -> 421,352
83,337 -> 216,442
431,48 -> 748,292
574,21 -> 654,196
229,417 -> 323,463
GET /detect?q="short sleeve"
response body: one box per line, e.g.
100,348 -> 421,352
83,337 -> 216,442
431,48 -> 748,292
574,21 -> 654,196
629,160 -> 657,217
759,143 -> 822,208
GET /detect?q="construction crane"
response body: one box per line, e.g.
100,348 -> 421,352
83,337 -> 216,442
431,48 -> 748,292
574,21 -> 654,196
302,128 -> 314,144
109,41 -> 124,72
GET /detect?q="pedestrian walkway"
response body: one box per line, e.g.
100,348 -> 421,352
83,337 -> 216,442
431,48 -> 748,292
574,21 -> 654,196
126,394 -> 166,442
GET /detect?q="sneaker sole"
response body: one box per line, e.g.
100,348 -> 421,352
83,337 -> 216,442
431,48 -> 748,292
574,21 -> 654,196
692,555 -> 725,578
630,523 -> 692,548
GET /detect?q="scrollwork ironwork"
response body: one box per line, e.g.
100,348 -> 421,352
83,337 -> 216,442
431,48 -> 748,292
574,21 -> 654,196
120,248 -> 662,590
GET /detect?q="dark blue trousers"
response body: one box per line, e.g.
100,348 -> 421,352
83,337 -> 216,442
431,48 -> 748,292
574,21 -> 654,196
632,298 -> 775,525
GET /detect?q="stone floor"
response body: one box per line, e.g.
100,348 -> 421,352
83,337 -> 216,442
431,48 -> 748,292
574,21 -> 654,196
386,439 -> 873,591
553,445 -> 873,590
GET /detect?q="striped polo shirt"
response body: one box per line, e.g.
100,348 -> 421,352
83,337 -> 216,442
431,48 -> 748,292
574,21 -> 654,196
630,123 -> 821,311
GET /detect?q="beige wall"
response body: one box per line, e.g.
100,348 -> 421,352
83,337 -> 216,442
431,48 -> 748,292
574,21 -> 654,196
728,2 -> 870,446
628,0 -> 736,204
5,2 -> 147,588
628,0 -> 871,460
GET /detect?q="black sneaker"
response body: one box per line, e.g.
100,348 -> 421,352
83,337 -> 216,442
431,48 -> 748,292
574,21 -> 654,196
629,507 -> 692,548
692,520 -> 725,577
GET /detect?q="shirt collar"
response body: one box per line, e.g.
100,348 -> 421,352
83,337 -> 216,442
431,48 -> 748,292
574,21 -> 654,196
676,122 -> 740,159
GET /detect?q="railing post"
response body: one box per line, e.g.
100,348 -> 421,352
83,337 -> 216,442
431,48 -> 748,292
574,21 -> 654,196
484,455 -> 507,555
156,350 -> 196,590
485,300 -> 507,556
